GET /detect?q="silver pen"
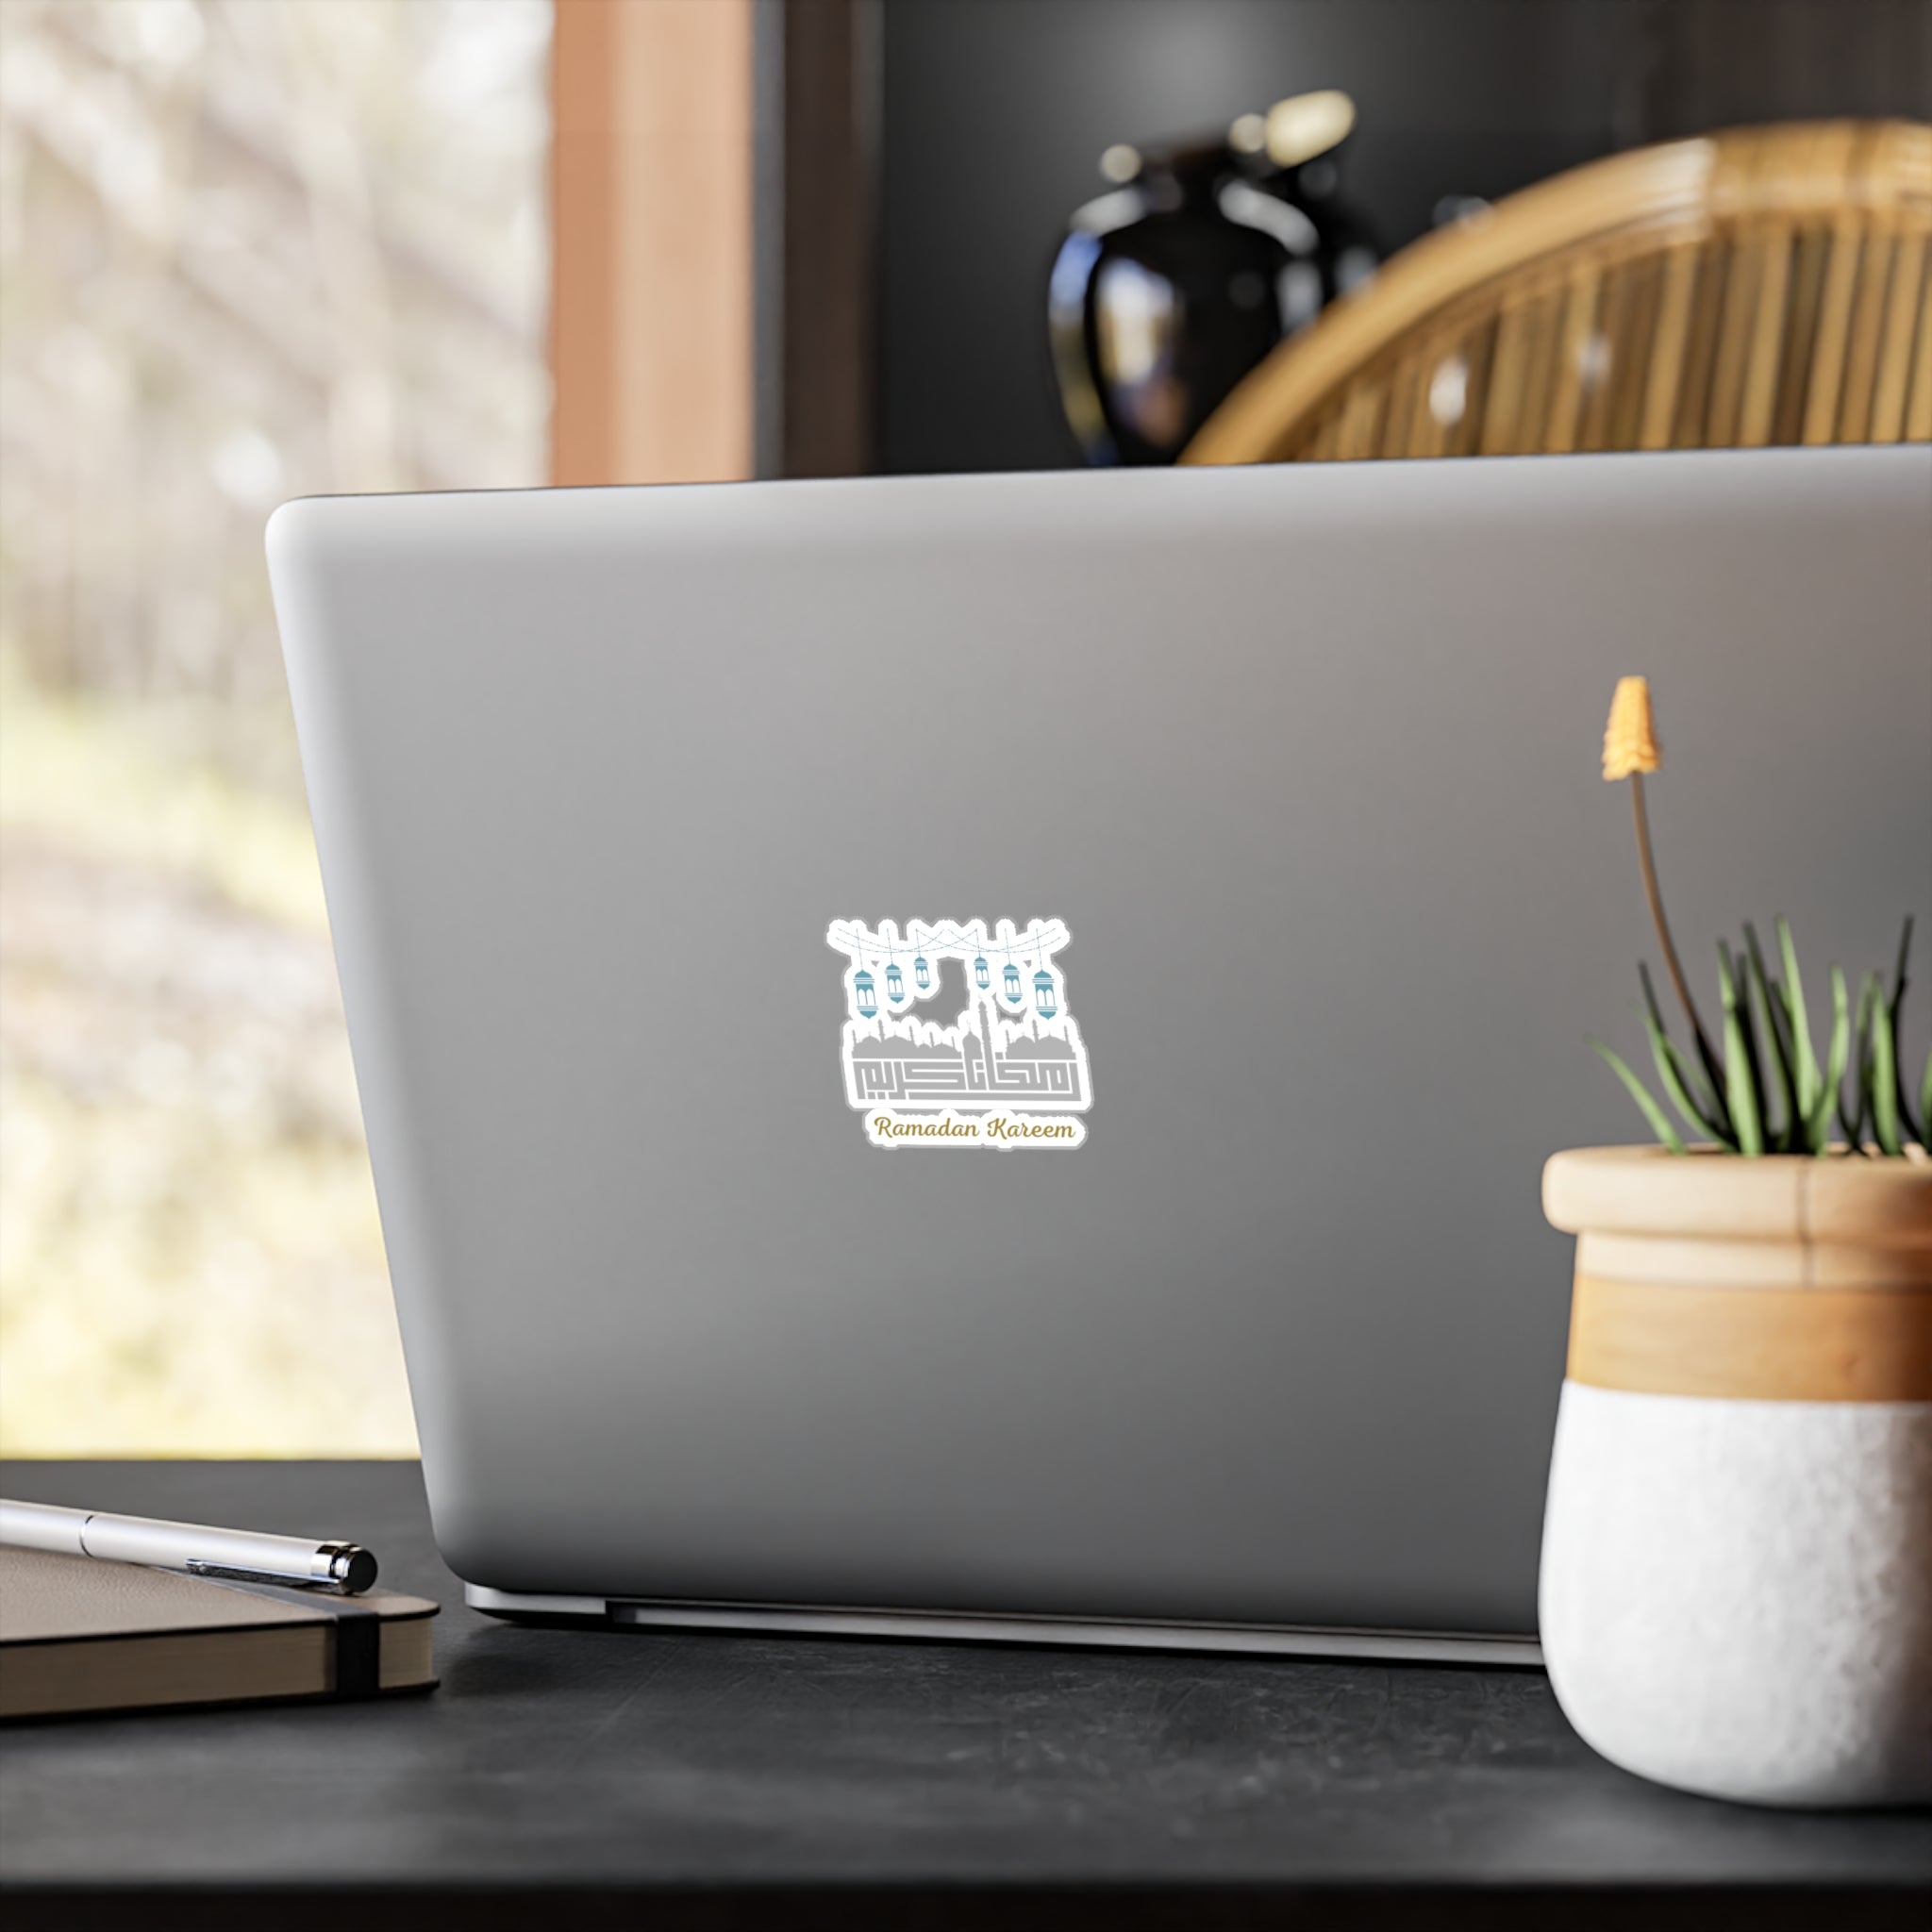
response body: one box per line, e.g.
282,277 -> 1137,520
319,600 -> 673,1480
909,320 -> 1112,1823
0,1499 -> 378,1594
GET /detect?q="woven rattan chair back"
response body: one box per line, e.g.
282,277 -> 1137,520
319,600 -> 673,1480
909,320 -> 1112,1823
1183,121 -> 1932,465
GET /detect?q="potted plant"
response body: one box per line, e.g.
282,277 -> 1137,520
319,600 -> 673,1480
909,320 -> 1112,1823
1539,676 -> 1931,1808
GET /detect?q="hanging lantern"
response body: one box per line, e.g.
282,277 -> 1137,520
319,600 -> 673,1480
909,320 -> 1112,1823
1003,962 -> 1022,1002
854,969 -> 876,1018
974,956 -> 991,990
886,962 -> 905,1002
914,956 -> 930,991
1033,969 -> 1057,1019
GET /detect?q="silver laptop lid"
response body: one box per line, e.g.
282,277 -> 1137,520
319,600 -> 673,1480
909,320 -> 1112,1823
267,447 -> 1931,1637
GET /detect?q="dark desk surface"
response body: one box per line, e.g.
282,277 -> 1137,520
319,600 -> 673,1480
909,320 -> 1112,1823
2,1461 -> 1926,1931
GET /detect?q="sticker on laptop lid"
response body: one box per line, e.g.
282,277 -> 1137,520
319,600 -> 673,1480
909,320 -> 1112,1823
825,920 -> 1093,1150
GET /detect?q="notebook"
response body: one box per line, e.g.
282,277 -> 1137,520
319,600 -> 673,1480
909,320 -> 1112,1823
0,1546 -> 438,1720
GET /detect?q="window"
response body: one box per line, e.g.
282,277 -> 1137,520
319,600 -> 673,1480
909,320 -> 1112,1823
0,0 -> 550,1452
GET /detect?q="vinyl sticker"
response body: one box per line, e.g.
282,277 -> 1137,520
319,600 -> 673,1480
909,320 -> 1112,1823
825,920 -> 1093,1150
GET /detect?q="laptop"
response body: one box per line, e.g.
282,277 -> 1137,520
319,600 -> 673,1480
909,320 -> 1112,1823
267,446 -> 1931,1663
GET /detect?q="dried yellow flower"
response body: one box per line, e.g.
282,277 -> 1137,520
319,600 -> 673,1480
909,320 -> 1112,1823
1603,675 -> 1661,780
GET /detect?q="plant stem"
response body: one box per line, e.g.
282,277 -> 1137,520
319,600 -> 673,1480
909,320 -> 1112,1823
1630,774 -> 1718,1080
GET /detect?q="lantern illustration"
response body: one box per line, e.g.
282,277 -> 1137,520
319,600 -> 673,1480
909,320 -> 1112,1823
1033,969 -> 1057,1019
1003,962 -> 1022,1002
974,956 -> 991,990
914,956 -> 930,991
854,969 -> 876,1018
886,962 -> 905,1002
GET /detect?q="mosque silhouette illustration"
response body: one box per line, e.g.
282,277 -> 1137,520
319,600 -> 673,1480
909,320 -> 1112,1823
846,995 -> 1085,1108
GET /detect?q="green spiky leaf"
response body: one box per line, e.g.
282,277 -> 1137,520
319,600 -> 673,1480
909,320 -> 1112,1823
1718,945 -> 1765,1158
1890,916 -> 1921,1146
1727,941 -> 1775,1148
1839,981 -> 1870,1143
1639,961 -> 1727,1136
1592,1041 -> 1687,1154
1743,924 -> 1796,1149
1776,916 -> 1819,1123
1641,1002 -> 1731,1143
1845,974 -> 1880,1153
1805,965 -> 1851,1155
1870,991 -> 1904,1158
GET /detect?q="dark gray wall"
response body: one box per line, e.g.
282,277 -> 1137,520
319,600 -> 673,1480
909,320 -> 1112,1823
875,0 -> 1932,475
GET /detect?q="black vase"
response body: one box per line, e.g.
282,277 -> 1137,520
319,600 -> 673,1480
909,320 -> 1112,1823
1048,99 -> 1378,466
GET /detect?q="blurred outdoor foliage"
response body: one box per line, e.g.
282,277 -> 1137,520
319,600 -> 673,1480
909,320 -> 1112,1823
0,0 -> 551,1452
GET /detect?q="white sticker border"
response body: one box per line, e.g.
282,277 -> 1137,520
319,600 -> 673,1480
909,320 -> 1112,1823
825,919 -> 1094,1152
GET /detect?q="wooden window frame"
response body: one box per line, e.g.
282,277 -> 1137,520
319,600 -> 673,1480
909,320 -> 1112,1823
549,0 -> 876,486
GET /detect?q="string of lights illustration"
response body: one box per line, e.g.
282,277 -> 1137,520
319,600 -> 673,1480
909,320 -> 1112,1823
828,920 -> 1069,1023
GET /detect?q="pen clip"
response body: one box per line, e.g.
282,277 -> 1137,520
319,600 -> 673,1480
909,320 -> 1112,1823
186,1558 -> 344,1594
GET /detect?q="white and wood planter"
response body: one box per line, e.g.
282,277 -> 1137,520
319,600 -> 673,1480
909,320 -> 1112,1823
1540,1146 -> 1932,1807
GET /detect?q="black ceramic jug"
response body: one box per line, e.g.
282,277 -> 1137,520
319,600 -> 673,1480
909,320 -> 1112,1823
1048,91 -> 1378,466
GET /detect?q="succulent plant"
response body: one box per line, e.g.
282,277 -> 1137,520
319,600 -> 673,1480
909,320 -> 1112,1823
1592,677 -> 1929,1158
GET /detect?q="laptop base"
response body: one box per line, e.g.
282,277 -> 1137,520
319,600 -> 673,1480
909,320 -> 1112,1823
466,1586 -> 1542,1665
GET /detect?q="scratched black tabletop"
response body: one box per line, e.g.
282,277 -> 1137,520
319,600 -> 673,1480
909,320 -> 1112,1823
1,1461 -> 1925,1931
